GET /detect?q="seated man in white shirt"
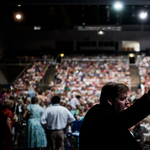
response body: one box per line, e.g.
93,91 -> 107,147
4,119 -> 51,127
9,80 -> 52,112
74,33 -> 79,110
41,96 -> 75,150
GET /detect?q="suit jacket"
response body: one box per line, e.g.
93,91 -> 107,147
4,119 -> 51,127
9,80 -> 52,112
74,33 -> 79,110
79,94 -> 150,150
10,103 -> 19,115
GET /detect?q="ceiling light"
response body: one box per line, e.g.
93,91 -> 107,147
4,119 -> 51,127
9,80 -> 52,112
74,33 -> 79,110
34,26 -> 41,30
97,31 -> 104,35
60,53 -> 64,57
139,12 -> 148,19
114,2 -> 123,10
129,53 -> 135,58
16,14 -> 22,20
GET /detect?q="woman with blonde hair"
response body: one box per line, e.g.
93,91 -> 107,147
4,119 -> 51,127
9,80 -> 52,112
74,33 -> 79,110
0,100 -> 14,150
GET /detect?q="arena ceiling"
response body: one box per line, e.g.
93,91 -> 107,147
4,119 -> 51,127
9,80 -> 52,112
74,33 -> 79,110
1,0 -> 150,30
1,0 -> 150,5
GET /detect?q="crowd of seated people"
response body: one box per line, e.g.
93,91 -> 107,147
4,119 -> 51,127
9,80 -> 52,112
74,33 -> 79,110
13,60 -> 51,92
53,57 -> 131,100
1,54 -> 150,149
137,56 -> 150,92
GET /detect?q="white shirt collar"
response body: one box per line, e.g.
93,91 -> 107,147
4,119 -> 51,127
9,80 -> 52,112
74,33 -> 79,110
53,104 -> 60,106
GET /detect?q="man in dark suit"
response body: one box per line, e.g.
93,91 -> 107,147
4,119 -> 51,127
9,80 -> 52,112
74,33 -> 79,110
79,82 -> 150,150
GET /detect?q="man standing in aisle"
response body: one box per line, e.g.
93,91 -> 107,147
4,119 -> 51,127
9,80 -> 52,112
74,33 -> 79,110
79,82 -> 150,150
41,96 -> 75,150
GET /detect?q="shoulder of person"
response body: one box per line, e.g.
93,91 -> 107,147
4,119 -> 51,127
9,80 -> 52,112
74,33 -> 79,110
38,105 -> 44,109
59,105 -> 69,111
44,105 -> 52,112
27,104 -> 31,109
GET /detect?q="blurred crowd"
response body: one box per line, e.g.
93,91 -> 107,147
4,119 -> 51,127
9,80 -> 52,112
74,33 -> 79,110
1,54 -> 150,149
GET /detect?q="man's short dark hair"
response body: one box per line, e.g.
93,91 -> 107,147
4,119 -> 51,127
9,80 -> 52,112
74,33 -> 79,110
9,95 -> 17,102
76,95 -> 81,99
31,97 -> 39,104
51,96 -> 60,104
100,82 -> 129,105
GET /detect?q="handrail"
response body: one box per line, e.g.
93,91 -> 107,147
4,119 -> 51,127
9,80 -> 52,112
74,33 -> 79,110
0,58 -> 54,65
62,58 -> 129,62
10,58 -> 54,86
10,61 -> 33,86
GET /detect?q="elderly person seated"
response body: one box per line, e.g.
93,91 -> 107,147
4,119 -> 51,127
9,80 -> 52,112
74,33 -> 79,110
76,106 -> 85,120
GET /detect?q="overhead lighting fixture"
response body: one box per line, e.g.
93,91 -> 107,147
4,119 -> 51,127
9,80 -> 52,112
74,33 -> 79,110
60,53 -> 64,57
18,4 -> 21,7
97,31 -> 104,35
34,26 -> 41,30
16,14 -> 22,20
129,53 -> 135,58
114,2 -> 123,10
139,11 -> 148,19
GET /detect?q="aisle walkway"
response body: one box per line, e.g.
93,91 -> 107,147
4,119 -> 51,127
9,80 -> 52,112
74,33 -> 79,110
37,65 -> 56,90
129,65 -> 140,91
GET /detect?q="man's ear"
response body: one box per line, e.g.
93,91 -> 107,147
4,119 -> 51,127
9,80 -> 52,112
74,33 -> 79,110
107,97 -> 112,105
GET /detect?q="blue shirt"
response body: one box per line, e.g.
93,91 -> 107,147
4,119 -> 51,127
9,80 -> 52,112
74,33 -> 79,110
27,104 -> 43,119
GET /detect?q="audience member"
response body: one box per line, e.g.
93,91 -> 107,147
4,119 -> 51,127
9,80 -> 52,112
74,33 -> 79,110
18,99 -> 23,113
18,104 -> 27,128
70,95 -> 81,110
41,96 -> 75,150
45,99 -> 51,108
0,100 -> 14,150
73,103 -> 80,119
25,97 -> 31,106
76,106 -> 85,120
40,101 -> 46,110
84,103 -> 90,114
0,98 -> 3,111
18,104 -> 27,143
79,82 -> 150,150
9,96 -> 19,146
23,97 -> 47,149
0,88 -> 7,104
